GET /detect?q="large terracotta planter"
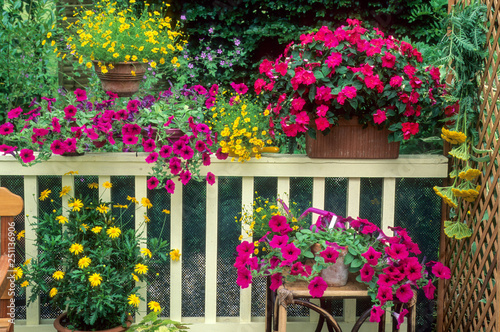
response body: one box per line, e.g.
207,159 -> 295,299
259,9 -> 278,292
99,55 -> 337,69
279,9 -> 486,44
54,312 -> 131,332
93,61 -> 147,97
305,117 -> 400,159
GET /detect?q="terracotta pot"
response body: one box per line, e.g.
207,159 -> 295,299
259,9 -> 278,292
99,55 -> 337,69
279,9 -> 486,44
165,128 -> 185,143
93,61 -> 147,97
310,243 -> 349,287
305,117 -> 400,159
54,312 -> 131,332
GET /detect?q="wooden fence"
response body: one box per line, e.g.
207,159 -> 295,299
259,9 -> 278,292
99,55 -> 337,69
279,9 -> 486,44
0,153 -> 448,332
438,0 -> 500,331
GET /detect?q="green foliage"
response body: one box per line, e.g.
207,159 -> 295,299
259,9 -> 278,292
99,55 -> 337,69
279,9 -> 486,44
0,0 -> 60,122
129,311 -> 189,332
15,178 -> 170,330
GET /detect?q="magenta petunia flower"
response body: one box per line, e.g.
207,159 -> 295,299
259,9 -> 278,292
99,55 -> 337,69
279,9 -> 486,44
215,148 -> 228,160
179,145 -> 194,160
122,135 -> 139,145
360,263 -> 375,282
64,138 -> 77,152
206,172 -> 215,185
308,276 -> 328,298
195,140 -> 207,152
405,261 -> 423,281
208,84 -> 219,96
105,91 -> 118,100
320,246 -> 339,263
281,243 -> 301,264
63,105 -> 78,120
202,153 -> 211,166
7,106 -> 22,119
269,234 -> 289,249
385,243 -> 409,260
51,117 -> 61,133
369,306 -> 385,323
193,85 -> 208,95
377,274 -> 396,287
361,246 -> 382,266
376,285 -> 393,305
169,158 -> 182,175
115,109 -> 129,121
268,215 -> 288,233
84,128 -> 99,140
179,170 -> 191,185
172,140 -> 184,155
269,273 -> 282,291
236,268 -> 252,289
0,122 -> 14,135
269,256 -> 281,269
423,279 -> 436,300
19,149 -> 35,163
431,262 -> 451,279
395,308 -> 409,330
122,124 -> 141,136
159,145 -> 172,158
290,262 -> 306,276
0,144 -> 16,155
230,82 -> 248,94
164,179 -> 175,194
145,152 -> 159,164
142,138 -> 156,152
74,88 -> 87,102
236,241 -> 254,257
50,140 -> 66,155
395,284 -> 413,303
126,99 -> 141,113
147,177 -> 159,190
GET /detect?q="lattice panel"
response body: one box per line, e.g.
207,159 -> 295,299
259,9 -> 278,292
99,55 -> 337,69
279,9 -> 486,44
440,0 -> 500,331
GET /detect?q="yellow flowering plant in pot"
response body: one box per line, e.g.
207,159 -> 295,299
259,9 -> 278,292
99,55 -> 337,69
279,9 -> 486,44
14,177 -> 172,331
49,0 -> 185,95
204,82 -> 279,162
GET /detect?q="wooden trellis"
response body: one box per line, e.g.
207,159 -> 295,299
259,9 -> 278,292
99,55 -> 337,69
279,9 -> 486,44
438,0 -> 500,331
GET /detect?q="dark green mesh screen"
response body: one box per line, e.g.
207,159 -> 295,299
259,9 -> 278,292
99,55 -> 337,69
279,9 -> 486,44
182,181 -> 206,317
38,176 -> 63,319
147,186 -> 171,316
359,178 -> 383,227
395,178 -> 442,332
0,176 -> 26,320
217,177 -> 242,317
110,176 -> 136,231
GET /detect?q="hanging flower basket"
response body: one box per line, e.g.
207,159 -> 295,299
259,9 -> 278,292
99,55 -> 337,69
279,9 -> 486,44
93,61 -> 147,97
305,117 -> 400,159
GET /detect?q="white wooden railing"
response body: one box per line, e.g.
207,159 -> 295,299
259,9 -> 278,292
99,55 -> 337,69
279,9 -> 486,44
0,153 -> 448,332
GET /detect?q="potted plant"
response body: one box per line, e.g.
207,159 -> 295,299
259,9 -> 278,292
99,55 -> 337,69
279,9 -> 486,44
235,198 -> 451,324
14,176 -> 172,331
128,310 -> 189,332
47,0 -> 185,96
254,19 -> 444,158
0,88 -> 223,194
204,82 -> 279,162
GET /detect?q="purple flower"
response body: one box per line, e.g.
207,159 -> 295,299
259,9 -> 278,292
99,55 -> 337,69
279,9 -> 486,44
234,38 -> 241,46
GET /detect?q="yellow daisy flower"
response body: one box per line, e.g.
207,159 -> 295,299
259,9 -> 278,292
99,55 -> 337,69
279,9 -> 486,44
96,204 -> 110,214
140,248 -> 152,258
141,197 -> 152,209
50,288 -> 58,297
134,263 -> 148,274
131,273 -> 139,282
21,281 -> 29,287
78,256 -> 91,269
128,294 -> 140,307
103,181 -> 112,189
88,182 -> 99,189
69,243 -> 84,255
56,215 -> 68,224
91,226 -> 103,234
52,271 -> 65,280
107,226 -> 121,238
17,230 -> 25,240
170,249 -> 181,261
89,273 -> 102,287
68,199 -> 84,212
13,267 -> 23,280
59,186 -> 71,197
148,301 -> 161,312
39,189 -> 51,201
162,209 -> 170,214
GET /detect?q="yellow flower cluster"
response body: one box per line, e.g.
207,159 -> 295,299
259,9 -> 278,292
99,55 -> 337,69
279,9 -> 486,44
207,92 -> 273,162
452,184 -> 481,203
47,0 -> 185,72
433,186 -> 458,208
441,127 -> 466,145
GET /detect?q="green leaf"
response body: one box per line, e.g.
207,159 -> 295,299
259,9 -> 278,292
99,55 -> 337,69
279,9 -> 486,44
444,220 -> 472,239
470,155 -> 490,162
350,258 -> 363,268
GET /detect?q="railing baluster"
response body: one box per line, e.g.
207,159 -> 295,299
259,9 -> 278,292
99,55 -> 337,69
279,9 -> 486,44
24,176 -> 39,325
170,184 -> 183,321
134,176 -> 148,320
205,177 -> 219,323
240,176 -> 254,323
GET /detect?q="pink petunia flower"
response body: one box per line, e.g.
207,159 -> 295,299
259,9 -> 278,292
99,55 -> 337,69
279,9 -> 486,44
169,158 -> 182,175
320,246 -> 339,263
206,172 -> 216,185
431,262 -> 451,279
395,284 -> 414,303
376,285 -> 393,305
281,243 -> 301,264
269,234 -> 289,249
385,243 -> 409,260
360,263 -> 375,282
126,100 -> 141,113
7,107 -> 22,119
63,105 -> 78,120
290,262 -> 306,276
202,153 -> 211,166
179,145 -> 194,160
405,261 -> 423,281
19,149 -> 35,163
308,276 -> 328,298
123,135 -> 139,145
236,268 -> 252,288
362,246 -> 382,266
195,140 -> 207,152
74,88 -> 87,102
0,123 -> 14,136
0,145 -> 17,155
51,117 -> 61,133
147,177 -> 159,190
159,145 -> 172,158
164,179 -> 175,194
395,308 -> 409,330
423,279 -> 436,300
145,152 -> 159,164
50,140 -> 66,155
270,273 -> 283,291
269,215 -> 289,233
179,170 -> 191,185
370,306 -> 385,323
142,139 -> 156,152
64,138 -> 77,152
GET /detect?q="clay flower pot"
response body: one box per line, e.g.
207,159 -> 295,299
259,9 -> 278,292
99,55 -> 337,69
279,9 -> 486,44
54,312 -> 132,332
93,61 -> 147,97
310,243 -> 349,287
